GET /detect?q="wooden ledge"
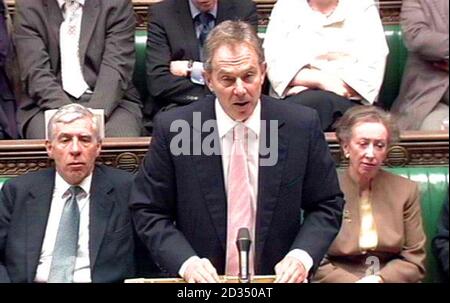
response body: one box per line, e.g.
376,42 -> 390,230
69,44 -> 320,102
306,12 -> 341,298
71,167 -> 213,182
1,131 -> 448,178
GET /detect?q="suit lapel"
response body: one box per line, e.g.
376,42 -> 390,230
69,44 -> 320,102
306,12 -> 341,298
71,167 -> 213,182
45,0 -> 64,69
216,0 -> 234,23
79,0 -> 100,66
192,99 -> 228,252
25,169 -> 55,282
88,166 -> 114,270
176,0 -> 201,60
255,98 -> 288,270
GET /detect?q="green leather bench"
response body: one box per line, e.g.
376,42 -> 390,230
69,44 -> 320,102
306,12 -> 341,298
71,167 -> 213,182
385,166 -> 449,283
133,24 -> 408,110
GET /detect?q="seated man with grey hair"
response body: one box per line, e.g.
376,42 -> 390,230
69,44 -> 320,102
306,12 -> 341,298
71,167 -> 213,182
0,103 -> 139,282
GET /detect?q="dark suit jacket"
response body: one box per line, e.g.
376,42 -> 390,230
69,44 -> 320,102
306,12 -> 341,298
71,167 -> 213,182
433,195 -> 449,280
0,0 -> 19,139
144,0 -> 258,123
13,0 -> 142,135
0,165 -> 136,283
130,95 -> 344,276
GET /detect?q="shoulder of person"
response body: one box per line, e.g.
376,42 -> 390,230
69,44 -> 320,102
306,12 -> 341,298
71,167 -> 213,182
149,0 -> 179,15
261,95 -> 320,125
1,168 -> 54,191
95,165 -> 134,184
154,96 -> 215,128
377,169 -> 419,189
229,0 -> 256,10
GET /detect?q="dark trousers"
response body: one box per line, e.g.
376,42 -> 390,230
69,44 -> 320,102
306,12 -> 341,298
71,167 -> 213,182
284,89 -> 358,131
0,95 -> 19,139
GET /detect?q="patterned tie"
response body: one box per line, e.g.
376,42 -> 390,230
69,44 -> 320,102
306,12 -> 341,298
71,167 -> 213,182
60,0 -> 89,98
48,186 -> 83,283
197,12 -> 215,60
358,194 -> 378,253
225,124 -> 255,276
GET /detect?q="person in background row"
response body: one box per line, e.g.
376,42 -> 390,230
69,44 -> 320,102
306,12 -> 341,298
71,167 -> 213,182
433,194 -> 449,282
263,0 -> 388,132
391,0 -> 449,131
0,0 -> 19,139
144,0 -> 257,134
313,106 -> 426,283
131,20 -> 344,283
0,104 -> 137,283
13,0 -> 143,139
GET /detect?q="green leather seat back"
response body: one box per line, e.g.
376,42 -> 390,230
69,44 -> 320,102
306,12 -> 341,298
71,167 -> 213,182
0,177 -> 9,189
378,24 -> 408,110
385,166 -> 449,283
134,30 -> 149,101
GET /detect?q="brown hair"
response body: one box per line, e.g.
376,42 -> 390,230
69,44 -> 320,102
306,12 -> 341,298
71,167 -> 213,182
335,105 -> 399,146
203,20 -> 264,72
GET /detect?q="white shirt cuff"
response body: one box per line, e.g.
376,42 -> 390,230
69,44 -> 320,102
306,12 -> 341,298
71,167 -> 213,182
286,249 -> 314,273
356,275 -> 383,283
178,256 -> 200,279
190,61 -> 205,85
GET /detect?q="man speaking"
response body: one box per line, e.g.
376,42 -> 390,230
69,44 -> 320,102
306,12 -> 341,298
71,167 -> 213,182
130,21 -> 344,283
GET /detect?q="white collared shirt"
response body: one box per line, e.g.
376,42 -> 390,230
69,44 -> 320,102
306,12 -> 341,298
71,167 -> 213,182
34,172 -> 92,283
57,0 -> 85,22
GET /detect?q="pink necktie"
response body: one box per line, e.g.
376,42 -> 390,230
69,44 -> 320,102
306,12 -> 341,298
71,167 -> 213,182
225,124 -> 255,276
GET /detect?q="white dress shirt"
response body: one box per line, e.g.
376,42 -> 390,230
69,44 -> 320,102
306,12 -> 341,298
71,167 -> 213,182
57,0 -> 85,26
264,0 -> 388,103
179,99 -> 313,279
34,172 -> 92,283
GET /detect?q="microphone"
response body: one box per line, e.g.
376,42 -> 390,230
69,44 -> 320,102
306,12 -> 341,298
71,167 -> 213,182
236,227 -> 252,283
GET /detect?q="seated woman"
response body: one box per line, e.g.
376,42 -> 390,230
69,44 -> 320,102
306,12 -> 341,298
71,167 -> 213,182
263,0 -> 388,131
313,106 -> 426,283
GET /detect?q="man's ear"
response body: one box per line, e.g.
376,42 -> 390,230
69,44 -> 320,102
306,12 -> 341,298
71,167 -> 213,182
95,141 -> 101,158
260,61 -> 267,83
45,140 -> 54,159
203,70 -> 214,93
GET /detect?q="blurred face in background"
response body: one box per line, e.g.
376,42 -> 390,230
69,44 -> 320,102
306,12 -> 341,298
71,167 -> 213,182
191,0 -> 217,12
342,121 -> 389,183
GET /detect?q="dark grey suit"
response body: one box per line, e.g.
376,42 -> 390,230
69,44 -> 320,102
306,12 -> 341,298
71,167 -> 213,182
0,0 -> 19,139
144,0 -> 257,133
13,0 -> 142,138
0,165 -> 136,283
131,96 -> 344,276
